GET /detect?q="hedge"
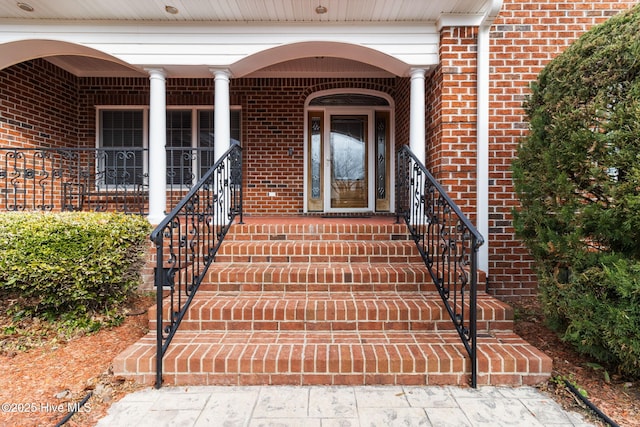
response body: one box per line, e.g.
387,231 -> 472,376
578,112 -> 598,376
0,212 -> 151,328
512,4 -> 640,377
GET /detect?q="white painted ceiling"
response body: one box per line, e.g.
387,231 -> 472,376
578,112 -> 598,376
0,0 -> 491,78
1,0 -> 490,23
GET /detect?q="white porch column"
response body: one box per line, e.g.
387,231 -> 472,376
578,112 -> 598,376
146,68 -> 167,224
212,69 -> 232,161
410,68 -> 426,165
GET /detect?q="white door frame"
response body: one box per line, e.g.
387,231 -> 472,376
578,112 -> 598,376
303,90 -> 395,214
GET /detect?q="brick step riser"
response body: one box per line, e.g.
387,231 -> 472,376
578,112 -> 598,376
148,318 -> 512,333
225,224 -> 411,242
197,283 -> 437,293
204,268 -> 432,285
215,239 -> 422,262
200,274 -> 486,293
149,296 -> 513,333
116,344 -> 471,387
214,254 -> 424,264
226,234 -> 412,242
147,313 -> 513,331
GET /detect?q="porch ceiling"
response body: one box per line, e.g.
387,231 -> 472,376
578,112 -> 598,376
0,0 -> 495,78
1,0 -> 491,23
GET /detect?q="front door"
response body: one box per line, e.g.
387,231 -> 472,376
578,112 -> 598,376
330,115 -> 368,209
306,106 -> 391,213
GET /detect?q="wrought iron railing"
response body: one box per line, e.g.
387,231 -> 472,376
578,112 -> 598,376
165,146 -> 217,206
150,142 -> 242,389
395,145 -> 484,388
0,147 -> 149,214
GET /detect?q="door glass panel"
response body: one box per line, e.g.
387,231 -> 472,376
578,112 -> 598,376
375,111 -> 390,211
311,116 -> 322,199
330,115 -> 367,209
376,115 -> 386,200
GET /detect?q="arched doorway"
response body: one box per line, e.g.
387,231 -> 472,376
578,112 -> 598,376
305,91 -> 394,213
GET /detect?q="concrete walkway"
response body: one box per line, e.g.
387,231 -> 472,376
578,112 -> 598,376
95,385 -> 594,427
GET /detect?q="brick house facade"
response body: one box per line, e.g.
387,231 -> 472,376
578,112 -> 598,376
1,0 -> 638,300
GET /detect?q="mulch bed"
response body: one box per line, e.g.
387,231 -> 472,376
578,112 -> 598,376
0,294 -> 638,426
0,294 -> 153,427
512,297 -> 640,427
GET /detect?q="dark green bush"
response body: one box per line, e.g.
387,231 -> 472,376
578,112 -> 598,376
513,4 -> 640,377
0,212 -> 151,330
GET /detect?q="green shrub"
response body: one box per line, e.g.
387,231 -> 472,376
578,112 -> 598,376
539,256 -> 640,376
513,4 -> 640,377
0,212 -> 151,331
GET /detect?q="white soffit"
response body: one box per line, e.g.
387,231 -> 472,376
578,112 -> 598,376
0,0 -> 491,23
0,0 -> 492,77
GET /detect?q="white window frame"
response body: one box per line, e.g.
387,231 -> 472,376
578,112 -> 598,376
96,105 -> 241,189
95,106 -> 149,190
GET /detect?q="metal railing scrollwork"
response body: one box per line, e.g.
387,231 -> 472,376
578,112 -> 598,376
396,145 -> 484,388
150,142 -> 242,388
0,147 -> 148,214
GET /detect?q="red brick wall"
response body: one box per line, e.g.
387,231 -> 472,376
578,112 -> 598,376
394,77 -> 410,151
0,59 -> 78,149
486,0 -> 640,298
433,26 -> 479,217
235,77 -> 397,215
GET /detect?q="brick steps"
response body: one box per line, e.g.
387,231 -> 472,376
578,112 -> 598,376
149,291 -> 514,333
113,330 -> 552,387
114,216 -> 551,387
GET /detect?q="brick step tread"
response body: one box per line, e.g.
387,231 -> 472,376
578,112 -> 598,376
215,240 -> 422,263
206,262 -> 430,282
149,292 -> 513,333
226,221 -> 410,241
113,330 -> 552,387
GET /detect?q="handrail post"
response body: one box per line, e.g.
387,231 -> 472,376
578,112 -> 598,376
154,236 -> 164,389
470,239 -> 479,388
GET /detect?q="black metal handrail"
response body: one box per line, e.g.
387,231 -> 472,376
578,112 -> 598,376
150,142 -> 242,389
395,145 -> 484,388
0,147 -> 149,214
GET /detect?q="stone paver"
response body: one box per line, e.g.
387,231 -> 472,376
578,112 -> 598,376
95,385 -> 594,427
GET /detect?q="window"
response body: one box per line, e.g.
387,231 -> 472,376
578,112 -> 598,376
166,108 -> 241,187
98,107 -> 241,188
99,110 -> 145,187
166,110 -> 194,186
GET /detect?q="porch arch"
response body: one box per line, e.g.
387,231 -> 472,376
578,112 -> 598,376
0,39 -> 141,74
231,41 -> 411,78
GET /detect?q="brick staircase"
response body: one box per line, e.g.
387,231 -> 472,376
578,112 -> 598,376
113,216 -> 551,387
